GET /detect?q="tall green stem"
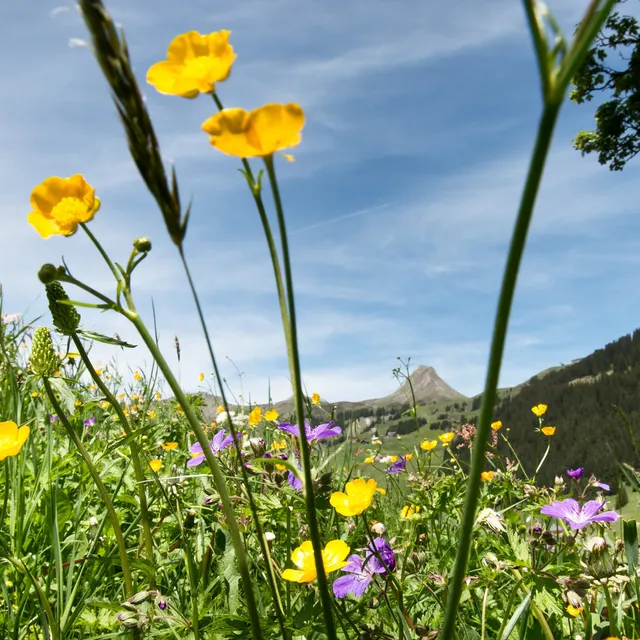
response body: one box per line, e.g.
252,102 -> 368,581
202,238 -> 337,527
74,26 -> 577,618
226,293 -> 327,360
263,154 -> 337,640
122,309 -> 264,640
42,377 -> 133,598
439,102 -> 562,640
177,247 -> 289,639
71,335 -> 155,580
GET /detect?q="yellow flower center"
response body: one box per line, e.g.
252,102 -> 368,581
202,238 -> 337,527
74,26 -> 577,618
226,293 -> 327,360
50,197 -> 88,233
182,57 -> 217,91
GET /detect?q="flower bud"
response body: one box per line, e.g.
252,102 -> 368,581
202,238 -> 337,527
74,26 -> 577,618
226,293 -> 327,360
29,327 -> 59,377
133,237 -> 152,253
38,264 -> 60,284
128,590 -> 151,605
249,437 -> 265,458
117,612 -> 144,629
46,282 -> 80,335
155,595 -> 168,610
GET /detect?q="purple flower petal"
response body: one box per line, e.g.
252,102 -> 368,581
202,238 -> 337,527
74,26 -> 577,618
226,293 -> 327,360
310,421 -> 342,441
541,498 -> 619,530
566,467 -> 584,479
187,454 -> 205,467
385,457 -> 407,474
367,537 -> 396,573
277,422 -> 305,437
189,442 -> 203,455
288,470 -> 303,490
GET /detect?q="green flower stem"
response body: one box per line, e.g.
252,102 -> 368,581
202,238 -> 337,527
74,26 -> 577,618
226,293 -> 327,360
80,223 -> 122,284
176,247 -> 289,640
71,335 -> 155,580
512,569 -> 554,640
121,308 -> 264,640
42,377 -> 133,598
263,153 -> 337,640
439,101 -> 562,640
602,583 -> 617,639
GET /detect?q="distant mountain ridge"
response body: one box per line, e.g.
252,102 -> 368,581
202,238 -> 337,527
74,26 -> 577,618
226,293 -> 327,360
271,364 -> 467,414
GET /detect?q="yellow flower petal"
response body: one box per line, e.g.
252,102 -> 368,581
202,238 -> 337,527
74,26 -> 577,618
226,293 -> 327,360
265,409 -> 279,422
491,421 -> 502,431
439,432 -> 454,444
161,442 -> 178,451
420,439 -> 437,451
481,471 -> 494,481
202,103 -> 305,158
330,478 -> 380,517
28,175 -> 100,238
147,30 -> 236,98
0,422 -> 30,461
311,392 -> 320,405
541,426 -> 556,436
149,459 -> 163,472
531,403 -> 548,417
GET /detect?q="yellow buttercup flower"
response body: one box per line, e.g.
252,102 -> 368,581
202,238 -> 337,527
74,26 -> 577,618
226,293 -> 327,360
439,432 -> 454,444
566,604 -> 583,617
372,439 -> 382,445
405,453 -> 413,461
95,368 -> 102,376
531,403 -> 548,417
541,426 -> 556,436
363,455 -> 376,464
155,392 -> 162,400
216,405 -> 225,414
420,439 -> 437,451
147,410 -> 157,420
389,455 -> 399,463
400,505 -> 420,520
118,393 -> 126,400
481,471 -> 494,481
265,409 -> 279,422
149,459 -> 163,472
0,422 -> 30,461
28,175 -> 101,238
271,440 -> 287,451
491,421 -> 502,431
199,372 -> 205,382
147,30 -> 235,98
282,540 -> 350,583
31,391 -> 38,398
311,392 -> 320,405
330,478 -> 384,517
161,442 -> 178,451
249,406 -> 262,426
202,103 -> 305,158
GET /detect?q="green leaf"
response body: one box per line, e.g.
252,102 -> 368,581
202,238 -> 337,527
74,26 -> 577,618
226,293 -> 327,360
624,519 -> 638,575
47,376 -> 77,416
77,328 -> 136,348
500,593 -> 531,640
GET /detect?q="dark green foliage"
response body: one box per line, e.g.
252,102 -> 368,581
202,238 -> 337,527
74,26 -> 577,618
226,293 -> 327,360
494,328 -> 640,487
572,1 -> 640,170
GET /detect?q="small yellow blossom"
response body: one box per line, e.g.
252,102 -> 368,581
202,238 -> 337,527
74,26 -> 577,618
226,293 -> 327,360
389,455 -> 399,463
363,455 -> 376,464
74,399 -> 82,407
147,30 -> 235,98
155,392 -> 162,400
491,421 -> 502,431
118,393 -> 126,399
0,422 -> 30,460
99,401 -> 109,409
149,459 -> 163,472
249,406 -> 262,426
481,471 -> 494,481
265,409 -> 279,422
271,440 -> 287,451
199,372 -> 205,382
275,464 -> 286,471
54,371 -> 61,377
311,392 -> 320,405
31,391 -> 38,398
405,453 -> 413,461
176,405 -> 184,414
28,174 -> 101,238
216,405 -> 225,414
147,410 -> 157,420
531,403 -> 548,417
541,426 -> 556,436
282,540 -> 350,583
161,442 -> 178,451
420,439 -> 437,451
373,439 -> 382,445
94,368 -> 102,376
566,604 -> 583,617
439,432 -> 454,444
89,385 -> 96,390
133,371 -> 142,381
400,505 -> 420,520
202,103 -> 305,158
330,478 -> 384,517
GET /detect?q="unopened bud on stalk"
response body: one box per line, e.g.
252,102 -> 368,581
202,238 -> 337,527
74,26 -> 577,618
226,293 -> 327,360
128,591 -> 151,605
133,236 -> 152,253
29,327 -> 58,377
46,282 -> 80,335
38,264 -> 60,285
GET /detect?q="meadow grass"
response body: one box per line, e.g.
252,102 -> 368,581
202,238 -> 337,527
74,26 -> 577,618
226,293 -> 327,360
0,0 -> 628,638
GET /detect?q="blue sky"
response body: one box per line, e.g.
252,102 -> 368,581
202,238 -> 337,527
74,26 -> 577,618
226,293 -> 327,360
2,0 -> 640,402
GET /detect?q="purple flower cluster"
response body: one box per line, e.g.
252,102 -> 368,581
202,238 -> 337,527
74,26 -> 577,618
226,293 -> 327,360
187,429 -> 236,467
386,456 -> 407,474
83,417 -> 96,428
278,420 -> 342,443
333,538 -> 396,598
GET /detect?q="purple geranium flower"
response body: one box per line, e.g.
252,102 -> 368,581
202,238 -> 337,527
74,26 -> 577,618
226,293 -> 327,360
333,537 -> 396,599
540,498 -> 619,530
278,420 -> 342,442
386,456 -> 407,474
49,414 -> 59,423
187,429 -> 235,467
288,469 -> 303,490
566,467 -> 584,479
83,417 -> 96,428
